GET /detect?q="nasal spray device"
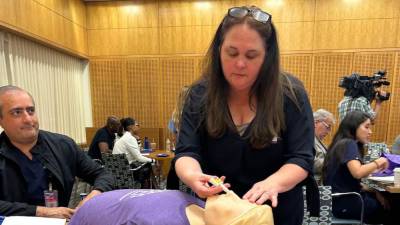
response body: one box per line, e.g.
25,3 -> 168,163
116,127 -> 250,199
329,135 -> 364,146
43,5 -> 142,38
208,177 -> 231,194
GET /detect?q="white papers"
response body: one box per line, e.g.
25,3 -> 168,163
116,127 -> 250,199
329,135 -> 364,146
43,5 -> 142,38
2,216 -> 66,225
368,176 -> 394,183
141,153 -> 150,156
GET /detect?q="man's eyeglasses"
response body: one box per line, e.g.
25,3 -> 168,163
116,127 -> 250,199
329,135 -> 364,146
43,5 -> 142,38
228,7 -> 271,24
321,121 -> 332,131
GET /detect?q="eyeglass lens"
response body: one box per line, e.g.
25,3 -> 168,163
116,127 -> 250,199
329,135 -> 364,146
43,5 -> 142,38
228,7 -> 270,24
229,7 -> 248,18
321,121 -> 331,130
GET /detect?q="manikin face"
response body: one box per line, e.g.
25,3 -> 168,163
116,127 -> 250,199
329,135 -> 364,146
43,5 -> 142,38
220,23 -> 266,94
0,90 -> 39,146
356,119 -> 372,144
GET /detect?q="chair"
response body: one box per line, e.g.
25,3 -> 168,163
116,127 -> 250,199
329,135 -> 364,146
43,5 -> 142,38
303,186 -> 365,225
101,153 -> 137,189
331,192 -> 363,225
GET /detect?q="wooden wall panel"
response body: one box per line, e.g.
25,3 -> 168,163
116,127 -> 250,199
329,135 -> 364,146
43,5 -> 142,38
126,58 -> 161,128
310,53 -> 353,144
159,26 -> 215,55
387,52 -> 400,146
281,54 -> 313,92
0,0 -> 17,26
86,0 -> 400,145
88,28 -> 159,56
0,0 -> 87,56
86,0 -> 158,29
352,52 -> 396,142
158,0 -> 228,27
159,57 -> 203,128
315,0 -> 400,20
258,0 -> 315,22
90,60 -> 125,126
276,21 -> 314,51
314,19 -> 398,50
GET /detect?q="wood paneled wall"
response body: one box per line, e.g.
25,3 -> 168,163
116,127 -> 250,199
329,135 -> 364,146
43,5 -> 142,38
0,0 -> 87,56
88,0 -> 400,145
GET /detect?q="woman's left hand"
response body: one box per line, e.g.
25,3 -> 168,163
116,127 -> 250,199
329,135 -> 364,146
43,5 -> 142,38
242,179 -> 279,207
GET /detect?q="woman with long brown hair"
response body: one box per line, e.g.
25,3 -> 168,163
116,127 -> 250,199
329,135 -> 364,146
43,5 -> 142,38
174,6 -> 315,225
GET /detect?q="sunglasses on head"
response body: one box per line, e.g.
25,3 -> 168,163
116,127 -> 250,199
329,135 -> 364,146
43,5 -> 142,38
228,6 -> 271,24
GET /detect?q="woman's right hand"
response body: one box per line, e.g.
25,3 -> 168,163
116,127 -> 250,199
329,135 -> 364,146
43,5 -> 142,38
188,173 -> 230,198
375,157 -> 389,171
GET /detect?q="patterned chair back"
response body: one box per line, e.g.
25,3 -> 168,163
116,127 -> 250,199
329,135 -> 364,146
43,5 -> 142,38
303,186 -> 332,224
102,153 -> 135,189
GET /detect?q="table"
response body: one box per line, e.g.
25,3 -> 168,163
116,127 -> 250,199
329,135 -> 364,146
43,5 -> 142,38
143,150 -> 175,188
366,176 -> 400,193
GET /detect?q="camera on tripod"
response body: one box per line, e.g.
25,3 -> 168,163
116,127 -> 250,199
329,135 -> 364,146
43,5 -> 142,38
339,70 -> 390,101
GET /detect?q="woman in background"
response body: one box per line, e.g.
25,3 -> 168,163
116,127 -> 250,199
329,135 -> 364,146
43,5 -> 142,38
166,86 -> 190,190
113,117 -> 154,165
322,111 -> 393,224
168,85 -> 190,145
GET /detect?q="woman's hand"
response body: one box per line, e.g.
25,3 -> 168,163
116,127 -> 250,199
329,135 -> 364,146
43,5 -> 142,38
375,157 -> 389,171
242,179 -> 279,207
188,173 -> 230,198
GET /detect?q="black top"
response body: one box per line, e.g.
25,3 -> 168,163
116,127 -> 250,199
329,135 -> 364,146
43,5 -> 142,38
88,126 -> 115,160
0,130 -> 114,216
175,80 -> 315,225
7,140 -> 48,206
324,140 -> 362,193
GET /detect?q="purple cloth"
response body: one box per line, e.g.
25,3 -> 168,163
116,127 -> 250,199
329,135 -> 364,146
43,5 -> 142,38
372,153 -> 400,176
69,189 -> 205,225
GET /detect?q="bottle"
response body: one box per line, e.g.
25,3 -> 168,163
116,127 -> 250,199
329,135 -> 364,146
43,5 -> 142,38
143,137 -> 150,151
166,138 -> 171,153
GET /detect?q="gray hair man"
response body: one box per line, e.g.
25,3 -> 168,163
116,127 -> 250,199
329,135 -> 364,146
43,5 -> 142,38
313,109 -> 335,184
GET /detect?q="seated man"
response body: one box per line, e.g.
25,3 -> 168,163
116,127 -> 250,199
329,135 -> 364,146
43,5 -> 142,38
312,109 -> 335,184
0,85 -> 114,219
88,116 -> 120,161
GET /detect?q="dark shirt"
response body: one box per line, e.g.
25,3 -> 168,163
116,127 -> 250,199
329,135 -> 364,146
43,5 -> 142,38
88,127 -> 115,160
0,130 -> 114,216
324,140 -> 362,193
7,141 -> 48,206
175,80 -> 315,225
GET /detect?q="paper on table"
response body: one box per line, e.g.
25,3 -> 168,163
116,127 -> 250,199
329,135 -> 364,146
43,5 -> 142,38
368,176 -> 394,183
2,216 -> 66,225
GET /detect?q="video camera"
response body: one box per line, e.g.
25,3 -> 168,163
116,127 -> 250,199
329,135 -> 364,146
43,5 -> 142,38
339,70 -> 390,102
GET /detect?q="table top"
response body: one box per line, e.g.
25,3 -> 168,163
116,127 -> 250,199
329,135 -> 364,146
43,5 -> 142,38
366,176 -> 400,193
143,150 -> 175,161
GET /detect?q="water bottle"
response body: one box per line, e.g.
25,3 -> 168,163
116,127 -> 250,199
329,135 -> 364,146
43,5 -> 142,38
166,138 -> 171,153
144,137 -> 150,151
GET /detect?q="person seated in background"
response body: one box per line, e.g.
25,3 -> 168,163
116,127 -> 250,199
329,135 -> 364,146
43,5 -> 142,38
113,117 -> 154,188
112,117 -> 154,165
0,85 -> 114,219
166,86 -> 190,190
167,85 -> 190,146
88,116 -> 120,161
312,109 -> 335,184
391,135 -> 400,155
322,111 -> 394,224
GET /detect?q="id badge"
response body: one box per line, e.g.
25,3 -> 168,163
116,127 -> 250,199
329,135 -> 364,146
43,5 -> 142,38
44,189 -> 58,207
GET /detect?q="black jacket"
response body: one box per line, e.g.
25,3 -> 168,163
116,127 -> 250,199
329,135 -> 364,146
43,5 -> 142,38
0,130 -> 114,216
